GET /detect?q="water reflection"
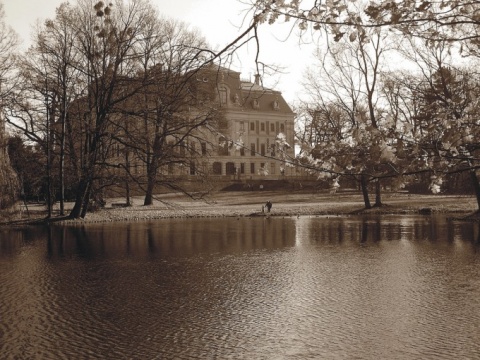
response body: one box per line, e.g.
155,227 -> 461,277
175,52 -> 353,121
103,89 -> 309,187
2,216 -> 480,260
295,215 -> 480,246
44,217 -> 296,260
1,216 -> 480,359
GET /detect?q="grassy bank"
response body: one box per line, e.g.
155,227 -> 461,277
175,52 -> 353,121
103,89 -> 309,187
2,191 -> 478,226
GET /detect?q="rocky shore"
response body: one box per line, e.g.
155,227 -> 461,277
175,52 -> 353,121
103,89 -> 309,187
6,191 -> 477,225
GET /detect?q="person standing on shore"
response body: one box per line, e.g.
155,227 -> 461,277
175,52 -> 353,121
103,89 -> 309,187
265,201 -> 272,213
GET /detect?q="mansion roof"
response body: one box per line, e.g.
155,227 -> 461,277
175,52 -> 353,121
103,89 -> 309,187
199,66 -> 294,115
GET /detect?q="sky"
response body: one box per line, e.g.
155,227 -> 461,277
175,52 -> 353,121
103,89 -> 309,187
3,0 -> 314,104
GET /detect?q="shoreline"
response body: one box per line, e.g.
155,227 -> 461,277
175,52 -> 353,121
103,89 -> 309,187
3,191 -> 479,226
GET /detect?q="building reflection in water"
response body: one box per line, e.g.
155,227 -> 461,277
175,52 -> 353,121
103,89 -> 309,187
1,215 -> 479,260
45,217 -> 297,260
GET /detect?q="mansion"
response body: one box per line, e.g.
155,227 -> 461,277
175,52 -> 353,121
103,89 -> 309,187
202,68 -> 296,180
123,66 -> 298,182
104,65 -> 298,185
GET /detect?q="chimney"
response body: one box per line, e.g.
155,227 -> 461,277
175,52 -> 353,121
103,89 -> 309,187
254,73 -> 261,85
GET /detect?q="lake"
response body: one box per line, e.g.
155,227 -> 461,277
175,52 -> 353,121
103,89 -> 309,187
1,215 -> 480,359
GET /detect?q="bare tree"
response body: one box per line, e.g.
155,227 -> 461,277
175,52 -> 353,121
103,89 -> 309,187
118,17 -> 220,206
63,0 -> 161,218
37,4 -> 83,215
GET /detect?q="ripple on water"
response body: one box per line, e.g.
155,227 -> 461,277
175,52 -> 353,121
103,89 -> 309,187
1,217 -> 480,359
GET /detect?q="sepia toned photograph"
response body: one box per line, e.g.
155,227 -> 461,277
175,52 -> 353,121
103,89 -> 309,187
1,0 -> 480,358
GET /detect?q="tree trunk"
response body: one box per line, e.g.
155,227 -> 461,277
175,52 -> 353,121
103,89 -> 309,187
46,99 -> 52,219
69,179 -> 87,218
144,133 -> 161,206
80,182 -> 93,218
69,177 -> 92,219
374,178 -> 382,207
144,166 -> 156,206
361,174 -> 372,209
124,124 -> 131,207
125,180 -> 131,207
469,168 -> 480,212
59,113 -> 66,216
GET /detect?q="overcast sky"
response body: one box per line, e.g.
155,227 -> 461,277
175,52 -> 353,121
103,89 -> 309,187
3,0 -> 312,103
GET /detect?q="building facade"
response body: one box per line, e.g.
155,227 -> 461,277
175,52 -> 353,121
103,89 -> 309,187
198,67 -> 296,180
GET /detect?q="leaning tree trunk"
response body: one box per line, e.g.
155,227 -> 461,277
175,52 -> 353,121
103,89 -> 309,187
361,174 -> 372,209
80,183 -> 93,218
69,178 -> 89,218
69,173 -> 94,219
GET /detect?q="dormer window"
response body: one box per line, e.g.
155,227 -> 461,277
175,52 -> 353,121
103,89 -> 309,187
252,98 -> 260,109
219,88 -> 227,107
273,97 -> 280,110
234,93 -> 241,105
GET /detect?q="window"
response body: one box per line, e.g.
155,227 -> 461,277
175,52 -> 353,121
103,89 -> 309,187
270,123 -> 275,132
218,137 -> 229,156
219,88 -> 227,106
250,122 -> 255,131
273,98 -> 280,110
261,122 -> 265,131
250,143 -> 255,156
250,163 -> 255,174
240,163 -> 245,174
213,162 -> 222,174
226,162 -> 236,175
201,142 -> 207,155
270,144 -> 276,156
261,144 -> 265,156
280,123 -> 285,132
240,122 -> 245,131
270,163 -> 275,174
240,147 -> 245,156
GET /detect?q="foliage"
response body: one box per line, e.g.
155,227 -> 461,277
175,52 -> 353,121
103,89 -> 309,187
7,136 -> 45,202
251,0 -> 480,209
